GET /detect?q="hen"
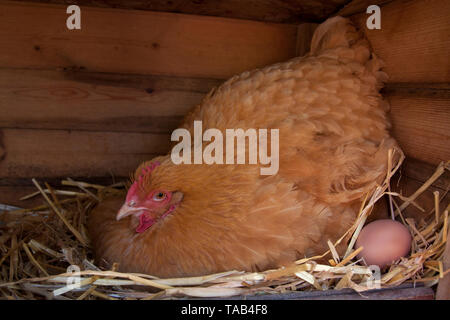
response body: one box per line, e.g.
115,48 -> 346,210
88,17 -> 399,278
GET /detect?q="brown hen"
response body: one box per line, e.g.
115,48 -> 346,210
88,17 -> 399,278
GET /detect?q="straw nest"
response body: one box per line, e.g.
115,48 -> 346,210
0,149 -> 449,300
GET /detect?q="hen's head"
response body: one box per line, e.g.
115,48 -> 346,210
116,157 -> 184,233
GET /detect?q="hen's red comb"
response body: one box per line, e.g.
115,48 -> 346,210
126,161 -> 161,203
140,161 -> 161,177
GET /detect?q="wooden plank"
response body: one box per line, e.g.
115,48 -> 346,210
383,83 -> 450,98
0,176 -> 127,207
351,0 -> 450,83
58,68 -> 223,93
0,176 -> 127,187
0,1 -> 298,79
297,286 -> 434,300
392,170 -> 449,223
0,185 -> 47,208
0,128 -> 169,178
387,94 -> 450,166
436,227 -> 450,300
400,158 -> 450,191
6,0 -> 349,24
336,0 -> 394,17
0,68 -> 217,133
199,283 -> 434,300
296,23 -> 318,56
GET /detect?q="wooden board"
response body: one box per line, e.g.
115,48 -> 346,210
0,1 -> 298,79
436,227 -> 450,300
400,158 -> 450,191
207,283 -> 434,300
0,68 -> 219,133
392,170 -> 449,223
351,0 -> 450,83
0,176 -> 126,208
0,128 -> 169,178
336,0 -> 395,17
6,0 -> 350,24
0,185 -> 50,208
296,23 -> 318,56
388,94 -> 450,166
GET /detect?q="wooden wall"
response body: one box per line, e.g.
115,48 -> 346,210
0,0 -> 449,206
0,1 -> 299,181
6,0 -> 352,23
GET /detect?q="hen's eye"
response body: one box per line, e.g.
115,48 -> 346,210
152,192 -> 166,202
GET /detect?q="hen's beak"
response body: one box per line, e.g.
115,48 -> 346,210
116,203 -> 141,221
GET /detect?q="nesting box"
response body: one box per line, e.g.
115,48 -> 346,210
0,0 -> 448,300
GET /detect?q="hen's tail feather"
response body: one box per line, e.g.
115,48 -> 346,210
310,17 -> 371,66
310,16 -> 362,55
310,16 -> 388,90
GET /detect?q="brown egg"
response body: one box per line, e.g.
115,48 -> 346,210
356,219 -> 412,268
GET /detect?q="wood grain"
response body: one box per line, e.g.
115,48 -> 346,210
336,0 -> 394,17
0,68 -> 217,133
400,158 -> 450,191
206,283 -> 434,300
296,23 -> 318,56
5,0 -> 349,24
0,176 -> 126,208
351,0 -> 450,83
436,227 -> 450,300
58,68 -> 223,92
0,1 -> 298,79
392,169 -> 449,223
388,94 -> 450,165
0,128 -> 169,178
382,82 -> 450,98
0,185 -> 43,208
